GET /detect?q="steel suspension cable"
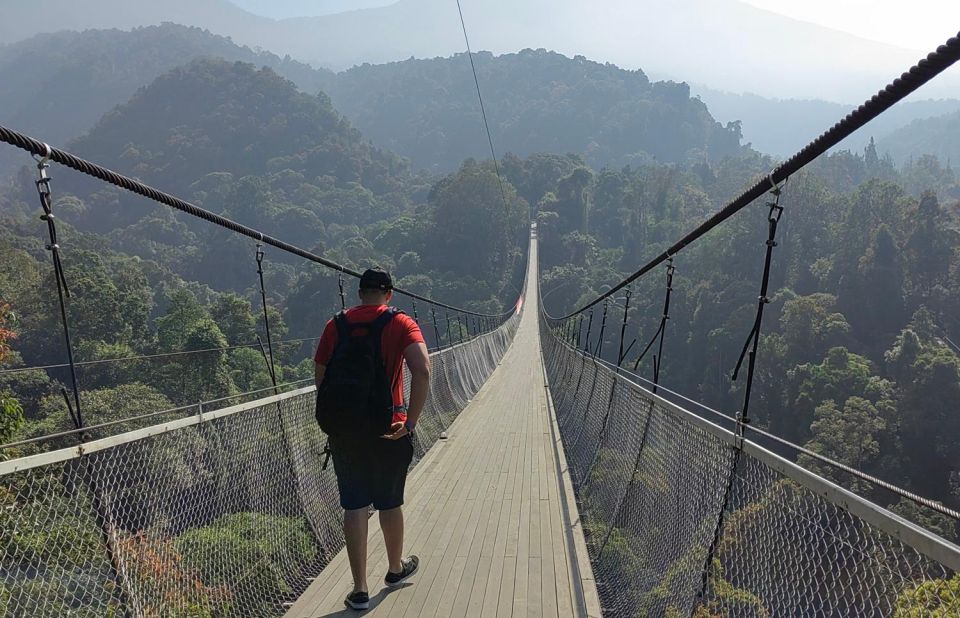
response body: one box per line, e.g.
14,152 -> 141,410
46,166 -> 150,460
455,0 -> 511,212
556,30 -> 960,320
0,125 -> 511,319
0,336 -> 321,376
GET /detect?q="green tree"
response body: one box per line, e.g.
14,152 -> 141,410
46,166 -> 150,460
156,289 -> 207,352
904,192 -> 957,305
181,318 -> 235,404
895,573 -> 960,617
799,397 -> 886,491
790,347 -> 876,444
210,293 -> 258,346
779,293 -> 850,365
424,160 -> 527,284
30,383 -> 174,440
553,167 -> 593,235
175,513 -> 317,615
838,225 -> 907,347
896,347 -> 960,501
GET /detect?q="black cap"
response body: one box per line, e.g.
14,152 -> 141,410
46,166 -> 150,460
359,267 -> 393,291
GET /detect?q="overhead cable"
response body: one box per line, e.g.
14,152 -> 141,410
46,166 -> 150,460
455,0 -> 511,211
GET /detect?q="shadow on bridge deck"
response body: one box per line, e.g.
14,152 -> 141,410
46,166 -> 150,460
286,240 -> 600,617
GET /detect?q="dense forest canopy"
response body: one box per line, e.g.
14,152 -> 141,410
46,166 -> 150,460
0,27 -> 744,178
320,49 -> 746,171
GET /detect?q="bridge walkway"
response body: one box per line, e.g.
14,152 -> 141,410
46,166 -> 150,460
286,241 -> 600,617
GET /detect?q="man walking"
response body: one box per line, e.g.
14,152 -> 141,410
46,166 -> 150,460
314,267 -> 430,610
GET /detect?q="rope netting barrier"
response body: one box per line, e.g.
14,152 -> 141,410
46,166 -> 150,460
540,318 -> 960,617
0,307 -> 520,617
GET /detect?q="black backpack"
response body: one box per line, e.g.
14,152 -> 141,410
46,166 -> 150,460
315,308 -> 400,438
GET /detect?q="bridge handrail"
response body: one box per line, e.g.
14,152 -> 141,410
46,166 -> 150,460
541,315 -> 960,615
0,303 -> 522,617
547,331 -> 960,572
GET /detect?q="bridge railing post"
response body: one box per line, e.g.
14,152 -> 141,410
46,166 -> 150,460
630,258 -> 675,394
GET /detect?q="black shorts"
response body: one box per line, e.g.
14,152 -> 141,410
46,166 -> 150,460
329,434 -> 414,511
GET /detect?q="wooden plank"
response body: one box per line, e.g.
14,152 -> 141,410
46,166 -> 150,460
399,426 -> 491,618
288,241 -> 600,617
435,398 -> 504,618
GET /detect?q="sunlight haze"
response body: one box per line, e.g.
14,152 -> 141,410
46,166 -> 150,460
740,0 -> 960,50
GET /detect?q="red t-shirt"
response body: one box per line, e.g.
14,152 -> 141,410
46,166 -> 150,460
314,305 -> 425,424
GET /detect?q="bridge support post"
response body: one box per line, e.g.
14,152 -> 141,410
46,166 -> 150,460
254,245 -> 327,549
593,300 -> 608,358
731,182 -> 786,431
34,153 -> 137,615
580,289 -> 633,489
630,258 -> 675,394
695,181 -> 786,612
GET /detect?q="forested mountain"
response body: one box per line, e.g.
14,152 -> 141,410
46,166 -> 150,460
6,0 -> 958,102
4,22 -> 956,176
8,58 -> 408,265
695,87 -> 960,158
878,110 -> 960,166
321,50 -> 745,171
0,29 -> 743,173
0,24 -> 332,180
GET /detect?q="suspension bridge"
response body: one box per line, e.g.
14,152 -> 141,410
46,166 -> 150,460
1,21 -> 960,618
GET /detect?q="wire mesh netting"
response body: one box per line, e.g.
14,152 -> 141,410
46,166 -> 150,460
0,310 -> 520,617
540,316 -> 960,618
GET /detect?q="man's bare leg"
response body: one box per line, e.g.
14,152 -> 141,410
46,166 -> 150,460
379,506 -> 404,574
344,508 -> 369,593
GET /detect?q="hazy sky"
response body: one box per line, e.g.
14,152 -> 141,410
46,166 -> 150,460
740,0 -> 960,51
231,1 -> 960,53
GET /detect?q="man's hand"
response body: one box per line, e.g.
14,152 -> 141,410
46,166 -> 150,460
381,421 -> 409,440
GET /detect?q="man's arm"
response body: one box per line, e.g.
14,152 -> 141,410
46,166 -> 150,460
402,342 -> 430,427
314,363 -> 326,389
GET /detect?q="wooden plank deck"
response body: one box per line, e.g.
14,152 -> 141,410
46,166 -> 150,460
285,240 -> 600,617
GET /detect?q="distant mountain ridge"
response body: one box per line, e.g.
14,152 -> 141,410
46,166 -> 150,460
877,111 -> 960,166
0,27 -> 744,175
694,87 -> 960,158
0,24 -> 333,179
3,0 -> 958,102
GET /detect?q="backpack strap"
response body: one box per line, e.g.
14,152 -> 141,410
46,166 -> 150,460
370,307 -> 402,333
370,308 -> 403,393
329,311 -> 354,361
333,311 -> 351,341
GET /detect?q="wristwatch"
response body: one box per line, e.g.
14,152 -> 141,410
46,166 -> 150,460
404,420 -> 416,434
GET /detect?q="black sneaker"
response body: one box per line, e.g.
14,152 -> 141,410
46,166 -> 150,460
344,590 -> 369,610
384,555 -> 420,587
